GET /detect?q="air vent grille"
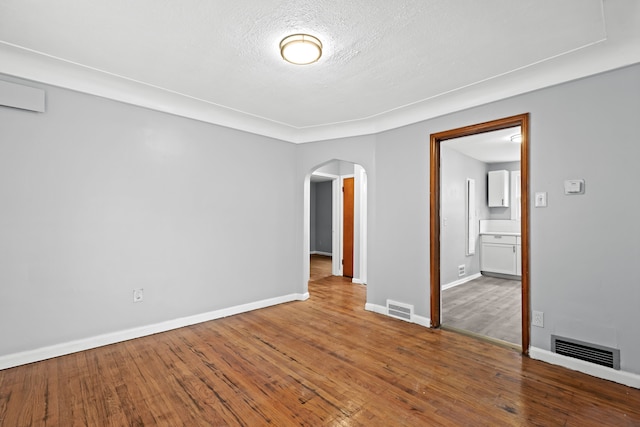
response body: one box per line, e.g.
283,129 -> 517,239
551,335 -> 620,370
387,300 -> 413,321
458,265 -> 465,277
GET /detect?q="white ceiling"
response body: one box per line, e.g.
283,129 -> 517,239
1,1 -> 639,143
310,174 -> 333,183
444,127 -> 521,164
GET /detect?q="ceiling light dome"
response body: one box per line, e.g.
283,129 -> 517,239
280,34 -> 322,65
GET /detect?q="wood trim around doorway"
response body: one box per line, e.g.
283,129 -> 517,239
429,113 -> 530,354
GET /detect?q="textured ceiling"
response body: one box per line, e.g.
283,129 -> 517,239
1,0 -> 639,142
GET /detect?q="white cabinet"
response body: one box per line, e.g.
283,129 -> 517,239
488,170 -> 509,207
481,234 -> 521,276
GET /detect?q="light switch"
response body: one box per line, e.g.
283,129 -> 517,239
535,192 -> 547,207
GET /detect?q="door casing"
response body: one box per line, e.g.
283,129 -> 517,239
429,113 -> 530,354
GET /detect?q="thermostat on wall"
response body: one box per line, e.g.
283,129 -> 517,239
564,179 -> 585,195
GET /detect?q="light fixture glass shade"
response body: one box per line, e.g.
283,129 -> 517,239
280,34 -> 322,65
510,134 -> 522,143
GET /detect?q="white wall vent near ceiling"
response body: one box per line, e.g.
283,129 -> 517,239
387,300 -> 413,322
0,80 -> 46,112
551,335 -> 620,370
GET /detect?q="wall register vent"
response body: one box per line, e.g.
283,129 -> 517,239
551,335 -> 620,370
387,300 -> 413,321
458,265 -> 466,277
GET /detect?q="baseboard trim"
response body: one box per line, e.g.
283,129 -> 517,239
365,302 -> 386,316
310,251 -> 332,257
365,303 -> 431,328
298,292 -> 310,301
529,347 -> 640,389
0,292 -> 309,371
352,278 -> 365,285
412,314 -> 431,328
442,273 -> 482,291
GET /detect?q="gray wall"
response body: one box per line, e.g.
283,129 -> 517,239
4,63 -> 640,378
0,76 -> 298,357
440,146 -> 489,285
296,64 -> 640,375
310,181 -> 332,254
488,161 -> 521,220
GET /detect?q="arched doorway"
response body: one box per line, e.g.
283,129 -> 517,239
304,160 -> 368,292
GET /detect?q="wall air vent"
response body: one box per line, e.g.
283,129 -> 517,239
0,80 -> 46,112
458,265 -> 466,277
551,335 -> 620,370
387,300 -> 413,321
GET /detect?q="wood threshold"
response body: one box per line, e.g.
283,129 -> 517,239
440,325 -> 522,352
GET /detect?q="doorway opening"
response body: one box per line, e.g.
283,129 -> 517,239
430,114 -> 530,354
305,160 -> 368,290
440,127 -> 522,347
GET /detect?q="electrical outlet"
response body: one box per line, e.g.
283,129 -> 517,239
133,288 -> 144,303
532,310 -> 544,327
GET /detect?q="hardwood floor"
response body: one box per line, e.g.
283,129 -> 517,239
309,254 -> 332,282
442,275 -> 521,345
1,271 -> 639,425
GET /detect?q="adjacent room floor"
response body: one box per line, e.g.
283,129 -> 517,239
309,253 -> 332,281
442,274 -> 521,345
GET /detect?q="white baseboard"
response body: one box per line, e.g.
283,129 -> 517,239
310,251 -> 332,257
0,292 -> 309,371
365,302 -> 386,316
529,347 -> 640,389
352,278 -> 365,285
298,292 -> 310,301
442,273 -> 482,291
412,314 -> 431,328
365,303 -> 431,328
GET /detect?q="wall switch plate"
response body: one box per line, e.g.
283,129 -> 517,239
133,288 -> 144,303
532,310 -> 544,327
534,192 -> 547,207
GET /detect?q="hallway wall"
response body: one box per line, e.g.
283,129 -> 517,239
440,146 -> 489,285
310,180 -> 332,254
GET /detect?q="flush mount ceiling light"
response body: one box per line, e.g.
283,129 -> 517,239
510,134 -> 522,143
280,34 -> 322,65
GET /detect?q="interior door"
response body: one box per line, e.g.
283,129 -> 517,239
343,177 -> 354,278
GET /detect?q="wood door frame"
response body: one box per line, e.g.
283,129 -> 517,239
430,113 -> 530,354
